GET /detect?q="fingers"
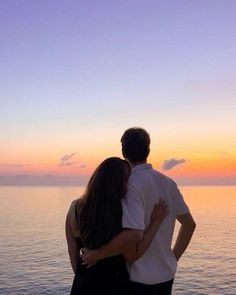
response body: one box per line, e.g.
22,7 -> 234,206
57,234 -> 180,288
154,199 -> 167,211
161,202 -> 169,217
159,199 -> 168,214
152,199 -> 169,217
81,254 -> 91,268
80,248 -> 97,268
80,247 -> 86,257
81,261 -> 96,268
163,205 -> 169,216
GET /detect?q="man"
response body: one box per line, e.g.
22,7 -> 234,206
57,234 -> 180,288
82,127 -> 196,294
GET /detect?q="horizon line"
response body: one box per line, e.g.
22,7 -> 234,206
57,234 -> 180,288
1,183 -> 236,187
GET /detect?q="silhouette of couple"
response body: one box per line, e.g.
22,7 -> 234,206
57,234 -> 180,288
66,127 -> 196,295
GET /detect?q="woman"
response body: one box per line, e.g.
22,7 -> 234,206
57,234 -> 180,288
66,157 -> 168,295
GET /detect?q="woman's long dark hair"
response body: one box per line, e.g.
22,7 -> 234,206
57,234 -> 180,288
76,157 -> 130,249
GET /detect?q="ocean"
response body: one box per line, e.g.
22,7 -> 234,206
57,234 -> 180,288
0,186 -> 235,295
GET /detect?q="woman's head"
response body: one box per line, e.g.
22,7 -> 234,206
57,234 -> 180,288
85,157 -> 130,202
77,157 -> 130,248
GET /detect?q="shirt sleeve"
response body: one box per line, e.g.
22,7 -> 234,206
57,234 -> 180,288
121,180 -> 145,231
171,182 -> 190,216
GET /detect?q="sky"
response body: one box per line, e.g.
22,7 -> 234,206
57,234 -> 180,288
1,0 -> 236,186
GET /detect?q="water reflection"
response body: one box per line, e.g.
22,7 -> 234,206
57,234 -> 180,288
0,186 -> 235,295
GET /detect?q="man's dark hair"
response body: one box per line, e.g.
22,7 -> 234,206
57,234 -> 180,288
121,127 -> 150,163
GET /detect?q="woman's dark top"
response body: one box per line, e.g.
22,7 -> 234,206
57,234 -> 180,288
69,199 -> 130,295
71,255 -> 130,295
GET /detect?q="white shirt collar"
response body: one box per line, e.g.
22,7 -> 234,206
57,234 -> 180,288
132,163 -> 152,172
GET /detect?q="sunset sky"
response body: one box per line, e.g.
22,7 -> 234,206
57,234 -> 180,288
1,0 -> 236,185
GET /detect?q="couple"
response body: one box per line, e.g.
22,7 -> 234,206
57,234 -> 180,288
66,127 -> 196,295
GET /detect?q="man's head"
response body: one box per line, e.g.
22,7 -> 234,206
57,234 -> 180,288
121,127 -> 150,164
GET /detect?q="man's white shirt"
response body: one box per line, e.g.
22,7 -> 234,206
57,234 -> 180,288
122,163 -> 190,284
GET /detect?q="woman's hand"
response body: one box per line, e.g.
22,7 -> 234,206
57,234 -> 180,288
123,199 -> 169,262
150,199 -> 169,227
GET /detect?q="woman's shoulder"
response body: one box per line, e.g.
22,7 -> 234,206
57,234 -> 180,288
67,197 -> 83,238
68,197 -> 83,214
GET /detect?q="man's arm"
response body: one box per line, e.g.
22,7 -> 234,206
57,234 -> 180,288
81,229 -> 143,265
173,213 -> 196,261
82,200 -> 168,264
82,180 -> 145,265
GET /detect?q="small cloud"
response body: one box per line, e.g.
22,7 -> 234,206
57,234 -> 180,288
162,158 -> 187,171
58,153 -> 78,167
79,163 -> 86,168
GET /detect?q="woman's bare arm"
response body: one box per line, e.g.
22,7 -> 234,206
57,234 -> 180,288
65,213 -> 82,273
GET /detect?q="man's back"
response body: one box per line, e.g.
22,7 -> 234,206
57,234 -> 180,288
80,127 -> 196,294
122,163 -> 190,284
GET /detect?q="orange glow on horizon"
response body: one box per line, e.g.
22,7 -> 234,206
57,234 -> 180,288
1,140 -> 235,185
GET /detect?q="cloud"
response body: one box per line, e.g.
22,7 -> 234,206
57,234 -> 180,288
79,163 -> 86,168
162,158 -> 187,170
58,153 -> 78,167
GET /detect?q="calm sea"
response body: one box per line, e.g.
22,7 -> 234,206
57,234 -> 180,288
0,186 -> 235,295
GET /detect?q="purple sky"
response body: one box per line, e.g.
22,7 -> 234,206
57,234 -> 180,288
1,0 -> 236,185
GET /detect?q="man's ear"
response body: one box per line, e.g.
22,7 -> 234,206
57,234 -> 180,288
121,147 -> 127,159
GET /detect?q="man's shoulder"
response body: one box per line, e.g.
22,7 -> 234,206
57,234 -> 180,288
150,167 -> 176,186
130,165 -> 177,188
